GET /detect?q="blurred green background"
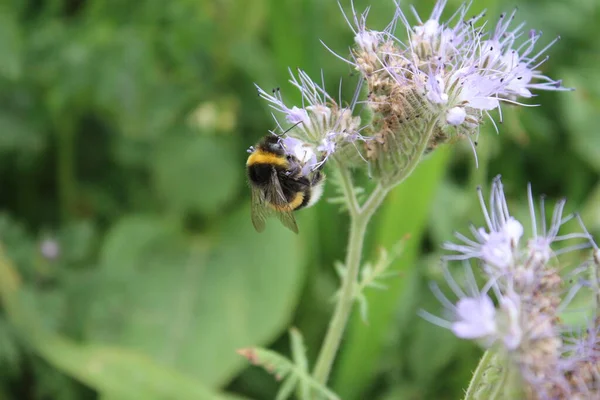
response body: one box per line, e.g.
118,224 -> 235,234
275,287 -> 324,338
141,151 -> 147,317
0,0 -> 598,399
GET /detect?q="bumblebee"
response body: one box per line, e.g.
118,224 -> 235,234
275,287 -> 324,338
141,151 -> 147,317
246,135 -> 325,233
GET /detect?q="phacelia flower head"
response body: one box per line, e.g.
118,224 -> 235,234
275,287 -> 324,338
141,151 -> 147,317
392,2 -> 570,131
256,68 -> 364,169
452,294 -> 497,340
425,177 -> 599,399
332,0 -> 571,185
443,176 -> 590,283
420,263 -> 523,350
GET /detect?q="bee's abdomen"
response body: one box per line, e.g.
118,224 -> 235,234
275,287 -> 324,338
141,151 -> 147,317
269,191 -> 305,212
278,180 -> 312,210
296,190 -> 311,210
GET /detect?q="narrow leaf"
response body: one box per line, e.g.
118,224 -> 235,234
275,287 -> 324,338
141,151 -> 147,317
238,347 -> 340,400
289,328 -> 310,400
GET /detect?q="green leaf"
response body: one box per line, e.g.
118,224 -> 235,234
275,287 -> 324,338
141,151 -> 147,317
0,243 -> 247,400
289,328 -> 310,400
152,134 -> 242,216
98,214 -> 178,276
87,205 -> 306,387
238,347 -> 339,400
0,317 -> 21,377
37,337 -> 237,400
333,147 -> 452,399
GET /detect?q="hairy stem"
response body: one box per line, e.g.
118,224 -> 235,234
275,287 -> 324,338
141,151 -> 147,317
464,350 -> 495,400
333,158 -> 360,217
312,173 -> 389,387
383,118 -> 440,191
311,119 -> 440,394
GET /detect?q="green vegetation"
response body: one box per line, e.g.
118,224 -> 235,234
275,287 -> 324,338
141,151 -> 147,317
0,0 -> 598,399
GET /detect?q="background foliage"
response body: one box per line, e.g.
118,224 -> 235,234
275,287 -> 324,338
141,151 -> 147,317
0,0 -> 598,399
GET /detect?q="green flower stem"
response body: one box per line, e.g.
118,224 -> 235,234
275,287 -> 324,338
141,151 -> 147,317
383,118 -> 441,191
464,350 -> 491,400
312,168 -> 389,386
464,350 -> 495,400
312,119 -> 440,390
333,158 -> 360,217
488,362 -> 507,400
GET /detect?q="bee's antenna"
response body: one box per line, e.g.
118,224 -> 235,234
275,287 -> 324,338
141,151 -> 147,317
273,120 -> 303,137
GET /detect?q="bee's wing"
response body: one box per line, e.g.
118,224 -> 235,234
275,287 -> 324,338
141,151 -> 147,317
265,169 -> 299,234
250,185 -> 269,232
275,207 -> 299,234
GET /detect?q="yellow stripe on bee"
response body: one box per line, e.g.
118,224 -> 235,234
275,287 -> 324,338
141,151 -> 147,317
246,150 -> 289,169
269,192 -> 304,212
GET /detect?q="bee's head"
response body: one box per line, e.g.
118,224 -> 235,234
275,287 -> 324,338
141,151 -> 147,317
258,135 -> 286,155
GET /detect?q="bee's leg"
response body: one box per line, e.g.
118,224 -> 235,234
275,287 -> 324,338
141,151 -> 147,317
282,164 -> 301,178
310,155 -> 328,174
282,156 -> 304,178
317,158 -> 327,171
288,176 -> 310,188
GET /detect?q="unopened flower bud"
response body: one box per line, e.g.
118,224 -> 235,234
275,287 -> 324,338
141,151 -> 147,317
446,107 -> 466,126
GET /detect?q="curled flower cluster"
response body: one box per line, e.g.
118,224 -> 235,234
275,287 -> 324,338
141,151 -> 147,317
423,177 -> 600,399
256,68 -> 363,170
343,0 -> 568,183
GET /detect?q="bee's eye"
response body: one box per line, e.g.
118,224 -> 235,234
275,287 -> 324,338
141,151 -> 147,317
286,154 -> 293,160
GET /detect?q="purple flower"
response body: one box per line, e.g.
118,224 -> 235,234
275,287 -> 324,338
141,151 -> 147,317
420,263 -> 522,349
281,136 -> 319,174
428,176 -> 599,396
452,295 -> 497,340
256,69 -> 363,166
443,177 -> 523,274
443,176 -> 592,279
341,0 -> 571,140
